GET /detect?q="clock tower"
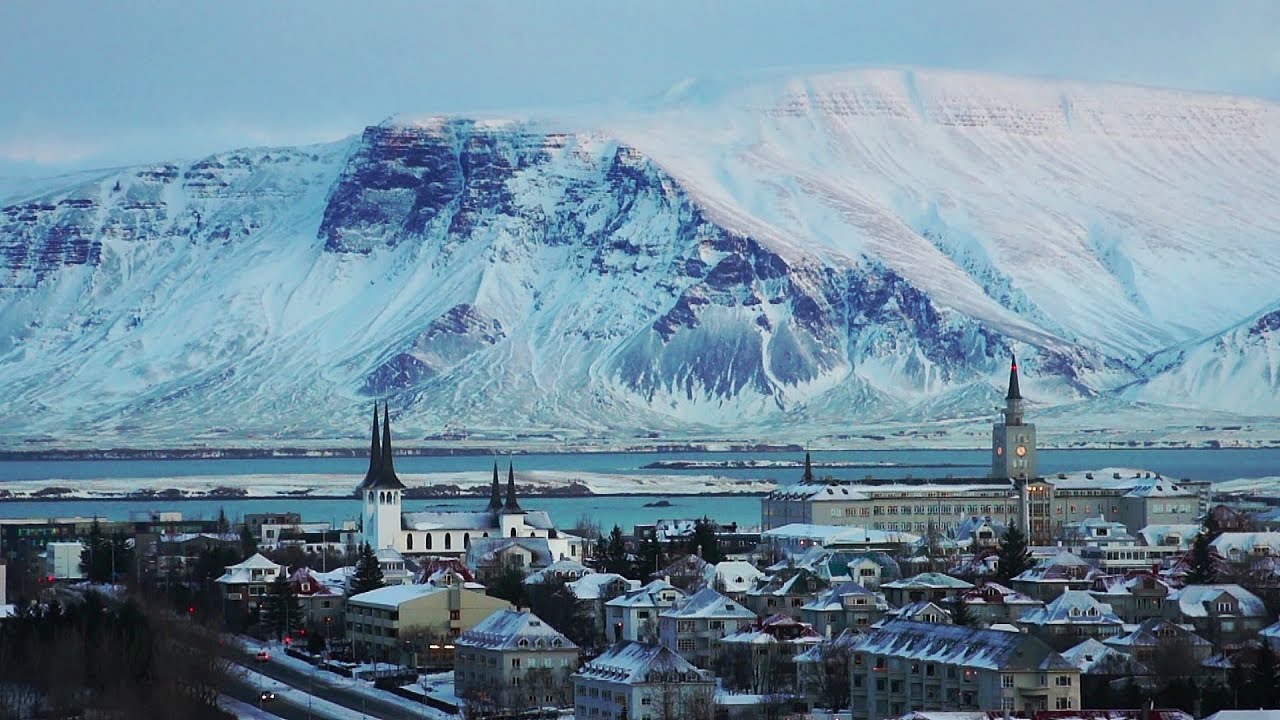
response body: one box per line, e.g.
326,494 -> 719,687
992,355 -> 1037,481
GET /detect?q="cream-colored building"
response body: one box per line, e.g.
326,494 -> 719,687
345,583 -> 512,663
455,609 -> 578,713
572,642 -> 714,720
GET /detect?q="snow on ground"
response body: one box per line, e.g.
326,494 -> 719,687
0,469 -> 772,500
260,645 -> 456,719
232,660 -> 369,720
217,695 -> 281,719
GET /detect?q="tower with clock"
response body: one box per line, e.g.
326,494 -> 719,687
991,355 -> 1037,481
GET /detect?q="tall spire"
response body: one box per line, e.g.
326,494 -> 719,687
486,461 -> 503,512
503,461 -> 523,513
802,450 -> 815,483
1006,355 -> 1022,400
360,403 -> 382,489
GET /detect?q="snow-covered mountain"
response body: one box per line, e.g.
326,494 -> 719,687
1,68 -> 1278,448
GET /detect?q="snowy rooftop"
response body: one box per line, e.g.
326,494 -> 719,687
802,581 -> 887,612
1013,551 -> 1095,583
1104,618 -> 1209,649
457,609 -> 577,652
661,587 -> 755,619
850,620 -> 1074,672
1018,591 -> 1123,626
762,523 -> 919,545
573,642 -> 707,685
960,582 -> 1041,605
1138,524 -> 1201,548
711,560 -> 764,593
1210,532 -> 1280,557
1060,638 -> 1150,675
606,579 -> 684,608
882,572 -> 974,590
347,583 -> 446,609
1124,478 -> 1194,498
523,559 -> 591,585
1167,584 -> 1268,618
566,572 -> 635,600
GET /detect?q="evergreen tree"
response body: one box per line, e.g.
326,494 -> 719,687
215,507 -> 230,535
603,525 -> 631,577
634,536 -> 662,581
995,524 -> 1032,584
486,563 -> 526,607
239,524 -> 258,557
79,519 -> 111,582
349,543 -> 385,596
261,574 -> 303,640
687,517 -> 724,564
946,595 -> 975,626
1187,527 -> 1218,585
1248,642 -> 1278,708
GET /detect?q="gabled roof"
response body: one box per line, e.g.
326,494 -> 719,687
457,609 -> 577,652
523,559 -> 591,585
573,642 -> 709,685
721,613 -> 822,646
230,553 -> 281,570
566,573 -> 634,600
850,620 -> 1075,672
661,587 -> 755,620
882,572 -> 974,590
888,601 -> 952,623
467,537 -> 555,568
960,582 -> 1041,606
1211,532 -> 1280,557
801,581 -> 888,612
711,561 -> 765,593
347,583 -> 446,609
1019,590 -> 1123,627
1060,638 -> 1151,675
606,579 -> 684,609
1014,551 -> 1095,583
1104,618 -> 1210,650
794,628 -> 864,663
1167,584 -> 1268,618
1138,524 -> 1201,549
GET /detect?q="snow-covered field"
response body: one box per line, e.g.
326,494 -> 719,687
0,469 -> 772,500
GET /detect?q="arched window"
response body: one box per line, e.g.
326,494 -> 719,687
483,532 -> 489,538
445,534 -> 452,550
426,534 -> 433,550
464,533 -> 470,549
510,528 -> 517,537
406,534 -> 414,550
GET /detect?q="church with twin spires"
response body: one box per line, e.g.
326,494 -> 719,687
356,405 -> 587,563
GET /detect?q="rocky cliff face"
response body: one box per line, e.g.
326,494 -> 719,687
1,69 -> 1277,446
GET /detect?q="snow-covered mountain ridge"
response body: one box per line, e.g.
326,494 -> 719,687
1,69 -> 1278,448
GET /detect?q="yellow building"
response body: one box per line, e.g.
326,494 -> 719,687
345,583 -> 512,664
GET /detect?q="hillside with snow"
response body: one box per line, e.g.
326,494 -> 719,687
1,69 -> 1277,448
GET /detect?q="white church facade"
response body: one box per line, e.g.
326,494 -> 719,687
357,405 -> 587,563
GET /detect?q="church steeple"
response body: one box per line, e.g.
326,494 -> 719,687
801,451 -> 815,483
358,404 -> 405,491
503,461 -> 523,514
486,461 -> 503,512
359,403 -> 382,490
1006,355 -> 1022,401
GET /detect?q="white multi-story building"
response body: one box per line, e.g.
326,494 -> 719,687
657,587 -> 756,668
572,642 -> 714,720
605,579 -> 685,643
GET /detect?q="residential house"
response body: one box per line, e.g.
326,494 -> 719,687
744,567 -> 830,620
1017,590 -> 1125,650
523,559 -> 592,587
1163,584 -> 1269,648
777,548 -> 902,590
651,555 -> 711,594
345,583 -> 512,663
709,561 -> 764,601
215,553 -> 286,628
1086,572 -> 1171,623
953,582 -> 1044,627
881,572 -> 973,608
800,581 -> 889,637
605,579 -> 685,643
1103,618 -> 1213,668
455,609 -> 578,713
374,547 -> 413,585
1059,638 -> 1151,699
566,572 -> 636,645
1211,532 -> 1280,564
572,642 -> 714,720
950,516 -> 1005,549
1011,551 -> 1096,601
657,587 -> 756,668
848,621 -> 1081,717
884,601 -> 953,625
467,536 -> 556,582
288,567 -> 344,629
717,613 -> 822,694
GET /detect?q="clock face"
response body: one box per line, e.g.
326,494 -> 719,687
995,446 -> 1004,456
1016,445 -> 1027,457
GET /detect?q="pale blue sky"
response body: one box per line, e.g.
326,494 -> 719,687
1,1 -> 1277,176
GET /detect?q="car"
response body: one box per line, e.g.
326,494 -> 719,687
259,690 -> 276,702
255,649 -> 270,662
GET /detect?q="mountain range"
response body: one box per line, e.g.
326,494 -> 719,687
2,68 -> 1278,449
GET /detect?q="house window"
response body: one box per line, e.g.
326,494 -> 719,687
450,610 -> 461,621
445,534 -> 452,550
1216,602 -> 1232,613
1056,675 -> 1073,686
426,534 -> 433,550
406,535 -> 413,551
1056,697 -> 1073,709
1001,674 -> 1014,688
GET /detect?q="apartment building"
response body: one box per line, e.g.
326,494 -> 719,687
605,579 -> 685,643
345,583 -> 511,663
454,609 -> 578,712
657,587 -> 756,668
572,642 -> 714,720
848,620 -> 1081,718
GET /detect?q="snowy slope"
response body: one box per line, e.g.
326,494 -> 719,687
1,69 -> 1278,448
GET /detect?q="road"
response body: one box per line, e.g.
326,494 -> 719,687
221,670 -> 309,720
230,649 -> 435,720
